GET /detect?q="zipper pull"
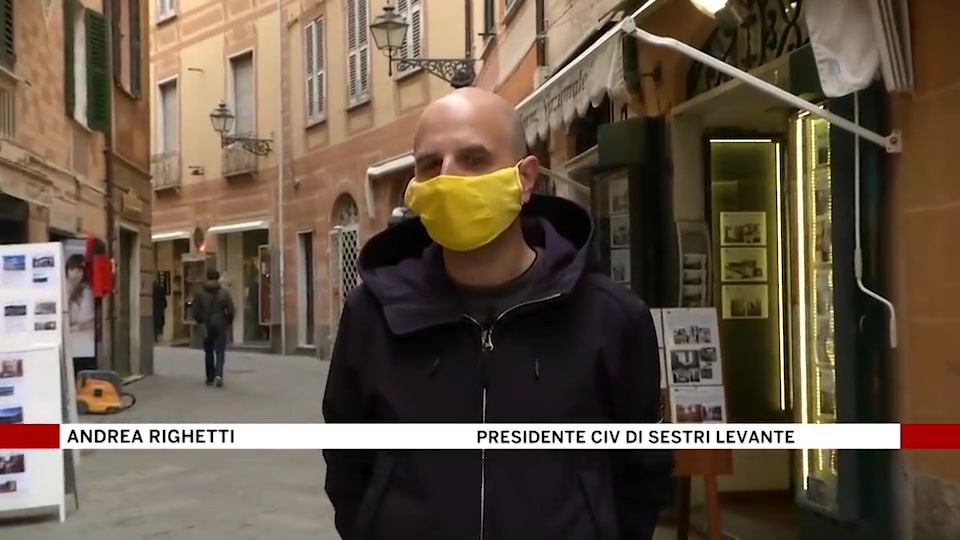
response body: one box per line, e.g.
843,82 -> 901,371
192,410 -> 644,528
480,327 -> 494,351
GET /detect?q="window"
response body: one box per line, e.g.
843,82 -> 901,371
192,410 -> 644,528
63,0 -> 109,132
156,0 -> 176,20
155,78 -> 178,153
304,17 -> 326,125
395,0 -> 421,75
505,0 -> 518,13
483,0 -> 495,36
0,0 -> 13,71
345,0 -> 369,106
228,52 -> 255,136
112,0 -> 142,98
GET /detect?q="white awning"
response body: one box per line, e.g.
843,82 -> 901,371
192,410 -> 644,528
516,0 -> 667,145
151,230 -> 190,242
207,220 -> 270,234
367,152 -> 414,179
364,152 -> 415,219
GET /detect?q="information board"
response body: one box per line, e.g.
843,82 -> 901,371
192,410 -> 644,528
0,243 -> 69,522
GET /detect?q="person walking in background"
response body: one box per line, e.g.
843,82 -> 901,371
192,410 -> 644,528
152,276 -> 167,342
322,88 -> 672,540
191,268 -> 236,388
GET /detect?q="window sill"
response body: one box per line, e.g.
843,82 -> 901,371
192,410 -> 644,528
394,66 -> 423,82
71,118 -> 95,135
114,81 -> 140,101
156,12 -> 177,26
346,96 -> 371,112
305,115 -> 327,130
0,66 -> 23,85
502,0 -> 525,27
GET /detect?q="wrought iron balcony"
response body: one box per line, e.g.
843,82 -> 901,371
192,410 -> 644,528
222,132 -> 259,177
151,151 -> 181,191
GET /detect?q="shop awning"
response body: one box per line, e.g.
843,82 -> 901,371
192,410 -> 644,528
207,220 -> 270,234
516,0 -> 667,145
151,230 -> 190,242
364,152 -> 415,219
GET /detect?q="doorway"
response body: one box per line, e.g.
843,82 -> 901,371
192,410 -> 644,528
116,226 -> 139,375
297,231 -> 316,348
0,194 -> 28,244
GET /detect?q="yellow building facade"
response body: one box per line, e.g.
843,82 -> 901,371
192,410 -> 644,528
0,0 -> 152,375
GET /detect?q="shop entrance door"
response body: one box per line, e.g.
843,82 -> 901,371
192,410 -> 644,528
116,227 -> 137,375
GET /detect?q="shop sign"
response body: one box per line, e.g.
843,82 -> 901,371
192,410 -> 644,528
121,190 -> 143,215
518,37 -> 626,144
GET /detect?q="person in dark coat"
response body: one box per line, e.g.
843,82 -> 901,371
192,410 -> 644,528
190,268 -> 236,388
152,277 -> 167,342
322,87 -> 672,540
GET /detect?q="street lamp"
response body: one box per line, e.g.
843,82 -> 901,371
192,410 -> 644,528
209,101 -> 273,156
369,3 -> 477,88
688,0 -> 750,28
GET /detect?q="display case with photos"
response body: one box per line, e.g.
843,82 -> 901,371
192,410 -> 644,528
593,175 -> 632,287
795,114 -> 838,512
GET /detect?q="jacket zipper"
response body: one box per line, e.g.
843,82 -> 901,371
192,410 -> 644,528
463,292 -> 561,540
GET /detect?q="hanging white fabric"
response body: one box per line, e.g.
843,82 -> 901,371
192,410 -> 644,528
804,0 -> 881,97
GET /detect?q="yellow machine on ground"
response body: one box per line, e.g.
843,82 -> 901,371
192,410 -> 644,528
75,370 -> 137,415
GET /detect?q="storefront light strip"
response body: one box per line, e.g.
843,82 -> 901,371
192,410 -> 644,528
795,112 -> 810,487
775,143 -> 786,411
207,221 -> 269,234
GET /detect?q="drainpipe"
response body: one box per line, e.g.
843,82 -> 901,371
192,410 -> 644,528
103,0 -> 117,368
464,0 -> 473,59
535,0 -> 546,66
276,0 -> 287,356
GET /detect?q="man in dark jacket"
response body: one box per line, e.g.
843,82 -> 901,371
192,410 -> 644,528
191,268 -> 236,388
322,87 -> 672,540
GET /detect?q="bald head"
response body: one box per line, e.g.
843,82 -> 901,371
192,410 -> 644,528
414,88 -> 529,171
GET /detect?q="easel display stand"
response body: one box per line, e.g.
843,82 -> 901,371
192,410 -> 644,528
652,308 -> 733,540
0,242 -> 79,523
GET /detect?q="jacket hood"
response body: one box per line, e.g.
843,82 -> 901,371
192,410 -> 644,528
358,195 -> 597,335
202,280 -> 221,293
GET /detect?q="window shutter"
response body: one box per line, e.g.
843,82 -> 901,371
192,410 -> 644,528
304,21 -> 315,120
0,0 -> 15,70
483,0 -> 494,35
357,0 -> 368,95
346,0 -> 359,103
162,83 -> 177,151
232,55 -> 254,134
84,9 -> 110,133
315,19 -> 325,116
410,0 -> 421,59
111,0 -> 121,83
396,0 -> 409,60
129,0 -> 141,98
63,0 -> 76,116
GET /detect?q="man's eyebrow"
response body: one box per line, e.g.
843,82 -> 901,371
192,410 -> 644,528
458,143 -> 494,155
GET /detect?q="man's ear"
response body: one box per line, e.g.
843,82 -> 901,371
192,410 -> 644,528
517,155 -> 540,203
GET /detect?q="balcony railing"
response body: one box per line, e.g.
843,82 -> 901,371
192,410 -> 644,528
222,132 -> 259,176
151,151 -> 181,191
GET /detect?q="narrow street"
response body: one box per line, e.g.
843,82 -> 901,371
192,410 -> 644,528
1,347 -> 679,539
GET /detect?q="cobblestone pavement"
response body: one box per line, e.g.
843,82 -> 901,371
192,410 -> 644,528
1,346 -> 679,540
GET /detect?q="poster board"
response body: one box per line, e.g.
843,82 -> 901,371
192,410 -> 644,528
0,243 -> 70,522
655,308 -> 732,540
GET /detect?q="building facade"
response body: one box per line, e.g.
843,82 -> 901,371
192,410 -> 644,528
149,0 -> 468,356
0,0 -> 152,375
476,0 -> 960,539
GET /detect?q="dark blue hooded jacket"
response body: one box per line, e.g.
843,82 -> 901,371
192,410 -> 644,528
322,195 -> 673,540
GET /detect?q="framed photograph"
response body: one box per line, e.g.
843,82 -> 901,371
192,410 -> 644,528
608,178 -> 629,215
670,386 -> 727,424
720,247 -> 767,282
609,215 -> 630,248
721,284 -> 769,319
610,248 -> 630,284
719,211 -> 766,246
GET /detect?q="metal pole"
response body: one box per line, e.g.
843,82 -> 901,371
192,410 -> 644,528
102,0 -> 117,368
276,0 -> 287,356
619,20 -> 903,153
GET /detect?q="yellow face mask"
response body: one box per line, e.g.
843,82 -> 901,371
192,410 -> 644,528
404,166 -> 523,252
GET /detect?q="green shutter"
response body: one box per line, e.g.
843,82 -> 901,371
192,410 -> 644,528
483,0 -> 494,34
84,9 -> 109,132
63,0 -> 75,116
0,0 -> 15,70
128,0 -> 141,98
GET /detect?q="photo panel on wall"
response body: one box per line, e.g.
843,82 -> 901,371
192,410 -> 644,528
719,211 -> 766,246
